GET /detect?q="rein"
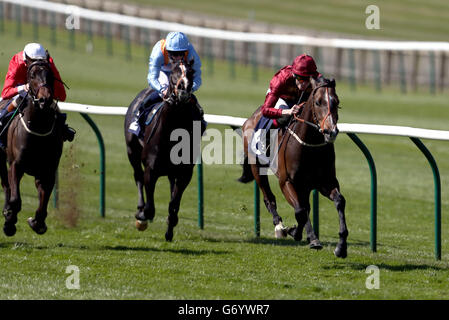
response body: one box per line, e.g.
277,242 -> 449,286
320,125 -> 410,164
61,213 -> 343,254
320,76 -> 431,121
19,112 -> 56,137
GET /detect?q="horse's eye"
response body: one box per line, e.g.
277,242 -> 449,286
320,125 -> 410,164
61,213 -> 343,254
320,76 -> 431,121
315,101 -> 320,106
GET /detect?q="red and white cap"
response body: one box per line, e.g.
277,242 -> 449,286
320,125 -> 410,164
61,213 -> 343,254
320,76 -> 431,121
23,43 -> 47,60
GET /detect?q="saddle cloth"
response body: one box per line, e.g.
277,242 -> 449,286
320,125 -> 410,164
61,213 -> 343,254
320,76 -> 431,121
128,102 -> 164,139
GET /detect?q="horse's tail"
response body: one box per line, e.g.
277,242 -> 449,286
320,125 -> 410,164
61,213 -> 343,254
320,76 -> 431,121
237,155 -> 254,183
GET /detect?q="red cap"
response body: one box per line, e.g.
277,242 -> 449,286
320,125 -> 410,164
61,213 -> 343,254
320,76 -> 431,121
292,54 -> 318,77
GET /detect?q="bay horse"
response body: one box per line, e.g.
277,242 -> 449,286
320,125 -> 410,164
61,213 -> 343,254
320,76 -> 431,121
0,60 -> 64,236
239,77 -> 348,258
124,59 -> 203,241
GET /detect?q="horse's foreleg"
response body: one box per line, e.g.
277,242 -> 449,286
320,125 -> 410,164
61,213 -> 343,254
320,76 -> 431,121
27,176 -> 54,235
328,187 -> 348,258
281,182 -> 322,249
165,169 -> 193,242
3,161 -> 23,236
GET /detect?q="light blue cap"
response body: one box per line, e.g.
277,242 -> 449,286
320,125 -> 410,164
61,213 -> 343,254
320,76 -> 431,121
165,32 -> 189,51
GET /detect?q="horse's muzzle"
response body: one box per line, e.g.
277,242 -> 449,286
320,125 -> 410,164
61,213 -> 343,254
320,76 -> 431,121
324,127 -> 339,143
178,90 -> 191,103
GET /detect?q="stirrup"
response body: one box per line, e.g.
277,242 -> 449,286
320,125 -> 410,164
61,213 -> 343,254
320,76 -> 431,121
64,126 -> 76,142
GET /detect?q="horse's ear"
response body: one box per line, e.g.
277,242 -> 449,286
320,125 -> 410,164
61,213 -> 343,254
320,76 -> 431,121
330,78 -> 336,88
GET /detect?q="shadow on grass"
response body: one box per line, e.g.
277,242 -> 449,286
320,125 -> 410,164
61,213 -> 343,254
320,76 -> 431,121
101,245 -> 230,256
344,262 -> 447,271
0,241 -> 230,256
200,235 -> 371,249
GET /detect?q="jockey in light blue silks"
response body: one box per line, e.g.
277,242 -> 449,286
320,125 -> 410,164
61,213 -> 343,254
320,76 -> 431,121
129,31 -> 204,130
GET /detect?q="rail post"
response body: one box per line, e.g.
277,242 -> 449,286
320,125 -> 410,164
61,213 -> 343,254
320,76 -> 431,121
80,113 -> 105,218
347,133 -> 377,252
410,137 -> 441,260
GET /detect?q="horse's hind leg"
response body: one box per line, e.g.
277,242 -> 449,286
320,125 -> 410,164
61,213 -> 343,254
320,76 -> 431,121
27,176 -> 55,235
165,169 -> 193,242
136,166 -> 158,230
0,151 -> 10,214
251,164 -> 286,237
3,161 -> 24,236
126,141 -> 145,220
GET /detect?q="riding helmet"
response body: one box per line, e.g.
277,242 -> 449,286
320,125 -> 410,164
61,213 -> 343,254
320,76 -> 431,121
23,43 -> 47,60
165,32 -> 189,51
292,54 -> 318,77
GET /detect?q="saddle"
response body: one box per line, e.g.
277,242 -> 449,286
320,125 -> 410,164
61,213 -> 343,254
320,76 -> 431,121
128,101 -> 164,139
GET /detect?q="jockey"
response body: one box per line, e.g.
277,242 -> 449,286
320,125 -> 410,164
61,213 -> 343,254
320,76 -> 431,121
261,54 -> 321,128
238,54 -> 321,183
0,43 -> 75,143
130,31 -> 203,130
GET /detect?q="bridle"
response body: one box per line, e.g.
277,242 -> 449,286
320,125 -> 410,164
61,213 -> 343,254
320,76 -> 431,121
293,83 -> 334,135
20,60 -> 57,136
26,60 -> 54,105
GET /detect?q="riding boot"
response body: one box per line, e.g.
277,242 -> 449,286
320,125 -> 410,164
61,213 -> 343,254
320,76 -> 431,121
56,112 -> 76,142
63,124 -> 76,142
0,108 -> 10,151
190,94 -> 207,136
129,90 -> 162,134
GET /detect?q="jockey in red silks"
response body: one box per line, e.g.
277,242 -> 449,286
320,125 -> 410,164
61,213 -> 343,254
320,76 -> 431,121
261,54 -> 321,127
0,43 -> 75,144
238,54 -> 322,183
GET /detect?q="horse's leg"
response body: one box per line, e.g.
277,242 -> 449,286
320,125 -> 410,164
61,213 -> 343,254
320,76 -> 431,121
27,176 -> 55,235
280,181 -> 322,249
3,161 -> 24,236
165,169 -> 193,242
127,142 -> 145,219
0,151 -> 10,214
321,186 -> 348,258
250,164 -> 287,238
135,166 -> 157,231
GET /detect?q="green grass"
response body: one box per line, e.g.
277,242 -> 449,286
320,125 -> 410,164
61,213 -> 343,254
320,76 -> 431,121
0,22 -> 449,300
109,0 -> 449,41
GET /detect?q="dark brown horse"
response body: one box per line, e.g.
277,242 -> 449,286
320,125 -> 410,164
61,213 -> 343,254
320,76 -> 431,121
0,60 -> 64,236
124,60 -> 203,241
239,77 -> 348,258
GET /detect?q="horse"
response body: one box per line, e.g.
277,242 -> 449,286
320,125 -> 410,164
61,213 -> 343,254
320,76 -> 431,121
0,60 -> 64,236
124,59 -> 203,241
239,77 -> 348,258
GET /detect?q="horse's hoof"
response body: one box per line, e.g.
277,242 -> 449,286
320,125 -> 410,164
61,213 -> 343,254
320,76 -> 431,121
135,219 -> 148,231
3,209 -> 17,225
274,222 -> 288,239
334,244 -> 347,259
3,223 -> 16,237
165,230 -> 173,242
27,217 -> 47,235
309,239 -> 323,250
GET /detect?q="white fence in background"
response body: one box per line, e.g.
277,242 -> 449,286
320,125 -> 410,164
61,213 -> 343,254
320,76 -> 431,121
1,0 -> 448,91
59,102 -> 449,141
